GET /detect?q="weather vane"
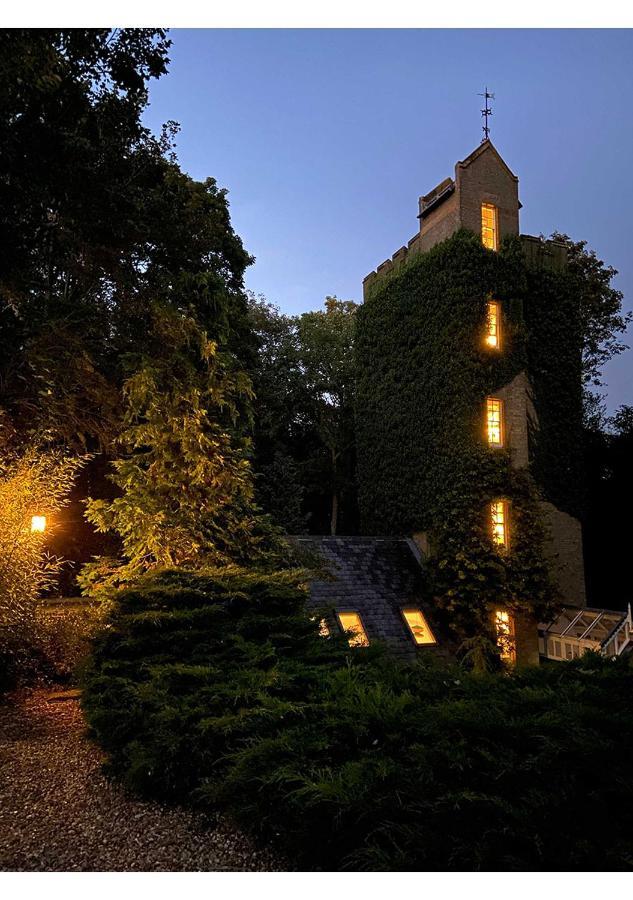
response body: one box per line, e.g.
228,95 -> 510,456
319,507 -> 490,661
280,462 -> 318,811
478,87 -> 494,142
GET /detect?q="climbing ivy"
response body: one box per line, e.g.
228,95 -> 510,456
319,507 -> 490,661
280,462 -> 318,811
355,229 -> 583,642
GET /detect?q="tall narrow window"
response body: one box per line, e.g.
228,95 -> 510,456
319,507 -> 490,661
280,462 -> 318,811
481,203 -> 498,250
401,608 -> 436,645
486,397 -> 504,447
494,609 -> 516,663
490,500 -> 508,548
337,611 -> 370,647
486,301 -> 501,349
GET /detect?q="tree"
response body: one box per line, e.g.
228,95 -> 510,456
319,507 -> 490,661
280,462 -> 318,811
0,30 -> 258,589
0,447 -> 83,640
297,298 -> 358,535
550,233 -> 631,391
79,311 -> 281,597
0,29 -> 253,452
247,295 -> 360,536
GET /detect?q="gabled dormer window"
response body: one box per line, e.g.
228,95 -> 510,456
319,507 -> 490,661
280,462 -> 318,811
486,301 -> 501,349
481,203 -> 498,250
337,611 -> 369,647
486,397 -> 504,447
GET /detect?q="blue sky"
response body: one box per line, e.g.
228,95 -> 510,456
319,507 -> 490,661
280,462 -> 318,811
142,28 -> 633,413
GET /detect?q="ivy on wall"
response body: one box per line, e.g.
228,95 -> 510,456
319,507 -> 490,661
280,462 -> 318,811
355,229 -> 583,641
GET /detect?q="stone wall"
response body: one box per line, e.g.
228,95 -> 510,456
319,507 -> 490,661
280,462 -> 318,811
456,143 -> 519,242
539,501 -> 587,607
496,370 -> 536,470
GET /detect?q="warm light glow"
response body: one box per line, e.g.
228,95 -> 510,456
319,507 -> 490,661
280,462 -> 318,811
481,203 -> 498,250
318,618 -> 330,638
490,500 -> 508,548
337,611 -> 369,647
486,398 -> 504,447
30,515 -> 46,533
494,609 -> 516,663
485,301 -> 501,349
401,608 -> 436,645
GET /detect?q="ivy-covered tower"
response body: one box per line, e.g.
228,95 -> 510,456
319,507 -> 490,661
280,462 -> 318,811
355,140 -> 586,665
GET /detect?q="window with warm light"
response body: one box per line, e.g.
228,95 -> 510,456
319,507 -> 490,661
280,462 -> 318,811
318,618 -> 330,638
486,397 -> 504,447
485,301 -> 501,349
30,515 -> 46,533
336,611 -> 369,647
401,608 -> 436,645
481,203 -> 498,250
490,500 -> 508,548
494,609 -> 516,663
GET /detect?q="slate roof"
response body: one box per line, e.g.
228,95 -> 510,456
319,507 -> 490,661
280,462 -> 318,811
296,536 -> 449,661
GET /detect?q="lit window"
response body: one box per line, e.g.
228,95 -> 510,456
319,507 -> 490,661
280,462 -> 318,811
486,398 -> 504,447
318,618 -> 330,638
401,608 -> 436,645
494,609 -> 516,663
337,611 -> 369,647
31,516 -> 46,533
481,203 -> 498,250
490,500 -> 508,548
485,301 -> 501,349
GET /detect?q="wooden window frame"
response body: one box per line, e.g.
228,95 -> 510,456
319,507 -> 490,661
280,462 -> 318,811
400,607 -> 437,646
336,610 -> 370,647
485,300 -> 501,350
490,499 -> 510,550
485,396 -> 504,448
481,202 -> 499,251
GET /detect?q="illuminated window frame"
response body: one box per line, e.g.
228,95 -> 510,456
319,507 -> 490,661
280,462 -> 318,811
485,301 -> 501,350
486,397 -> 504,448
336,611 -> 370,647
494,609 -> 516,663
490,500 -> 509,549
481,203 -> 499,251
401,608 -> 436,645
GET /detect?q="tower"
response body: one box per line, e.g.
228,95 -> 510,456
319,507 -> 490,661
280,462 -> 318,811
355,141 -> 586,665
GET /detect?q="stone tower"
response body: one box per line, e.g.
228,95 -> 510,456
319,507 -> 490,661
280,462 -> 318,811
356,140 -> 587,664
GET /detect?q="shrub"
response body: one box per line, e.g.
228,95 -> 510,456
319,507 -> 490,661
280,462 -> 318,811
0,446 -> 85,690
83,571 -> 633,870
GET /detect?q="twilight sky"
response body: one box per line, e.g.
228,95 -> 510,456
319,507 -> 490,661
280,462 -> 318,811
142,28 -> 633,413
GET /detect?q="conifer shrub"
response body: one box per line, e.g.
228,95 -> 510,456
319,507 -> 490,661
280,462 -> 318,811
82,571 -> 633,871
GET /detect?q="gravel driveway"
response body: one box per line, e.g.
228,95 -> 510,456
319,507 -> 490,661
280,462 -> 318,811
0,690 -> 285,872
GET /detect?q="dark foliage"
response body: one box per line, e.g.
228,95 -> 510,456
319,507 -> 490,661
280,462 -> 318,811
583,406 -> 633,609
355,231 -> 579,637
83,572 -> 633,870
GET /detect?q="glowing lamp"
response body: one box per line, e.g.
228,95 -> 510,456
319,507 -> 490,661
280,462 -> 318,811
31,515 -> 46,533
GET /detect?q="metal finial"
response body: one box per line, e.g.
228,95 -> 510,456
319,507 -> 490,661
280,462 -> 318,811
478,87 -> 494,142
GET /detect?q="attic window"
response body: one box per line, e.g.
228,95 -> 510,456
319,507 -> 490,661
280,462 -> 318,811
490,500 -> 509,549
401,608 -> 436,645
337,611 -> 369,647
494,609 -> 516,663
486,301 -> 501,349
486,397 -> 504,447
481,203 -> 499,251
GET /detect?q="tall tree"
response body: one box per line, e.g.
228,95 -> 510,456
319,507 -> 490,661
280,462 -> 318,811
550,233 -> 631,409
0,29 -> 253,451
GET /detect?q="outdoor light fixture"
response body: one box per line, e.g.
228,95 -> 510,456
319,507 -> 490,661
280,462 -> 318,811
30,515 -> 46,533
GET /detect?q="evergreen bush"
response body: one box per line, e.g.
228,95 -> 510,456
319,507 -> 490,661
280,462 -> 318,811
83,570 -> 633,870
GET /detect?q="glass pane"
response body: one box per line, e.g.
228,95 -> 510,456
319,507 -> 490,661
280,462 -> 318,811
337,612 -> 369,647
402,608 -> 436,645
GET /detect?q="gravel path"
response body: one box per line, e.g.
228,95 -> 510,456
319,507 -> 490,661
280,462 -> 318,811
0,690 -> 285,872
